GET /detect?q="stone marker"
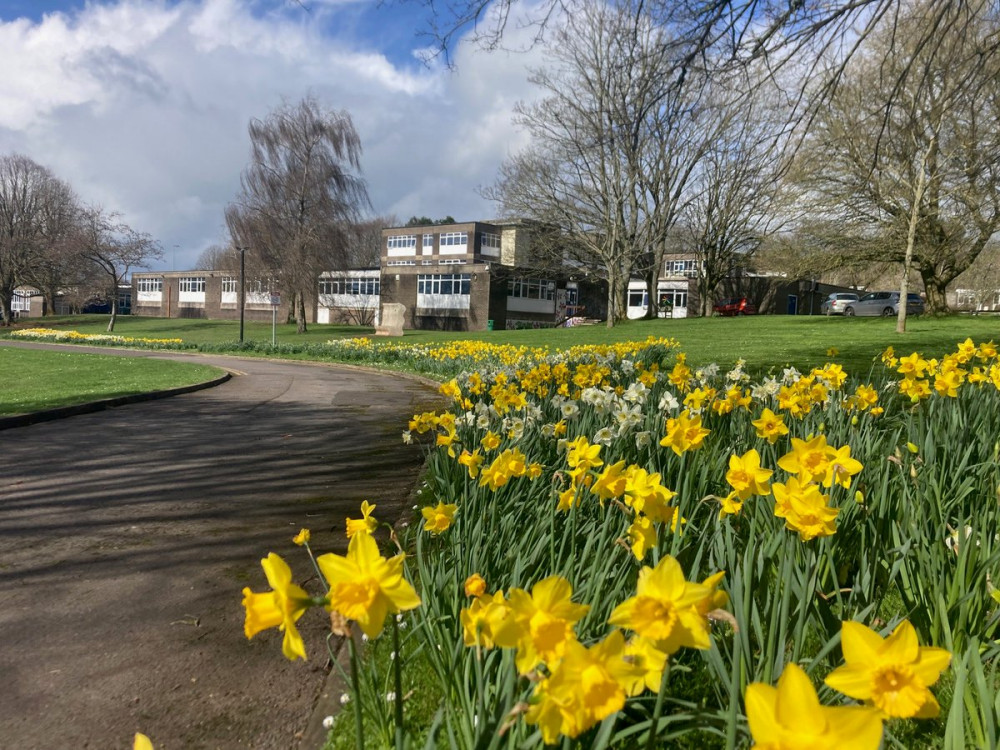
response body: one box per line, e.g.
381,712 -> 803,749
376,302 -> 405,336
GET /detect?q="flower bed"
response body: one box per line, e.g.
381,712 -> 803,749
10,327 -> 183,346
243,337 -> 1000,749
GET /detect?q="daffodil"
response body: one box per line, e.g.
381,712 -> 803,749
318,532 -> 421,639
421,501 -> 457,534
524,630 -> 643,743
134,733 -> 154,750
824,620 -> 952,718
746,662 -> 884,749
627,515 -> 657,560
241,553 -> 313,660
292,528 -> 310,546
493,575 -> 590,674
777,435 -> 832,483
659,410 -> 710,455
726,448 -> 773,500
345,500 -> 378,539
464,573 -> 487,598
608,555 -> 715,655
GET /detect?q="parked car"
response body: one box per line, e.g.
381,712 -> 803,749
713,297 -> 757,316
844,292 -> 925,317
820,292 -> 860,315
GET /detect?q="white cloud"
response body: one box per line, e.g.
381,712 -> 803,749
0,0 -> 550,270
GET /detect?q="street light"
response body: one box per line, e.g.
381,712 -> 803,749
236,246 -> 247,344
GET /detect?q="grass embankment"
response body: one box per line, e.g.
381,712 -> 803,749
4,314 -> 999,377
0,347 -> 222,416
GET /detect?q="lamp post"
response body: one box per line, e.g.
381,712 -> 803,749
237,246 -> 247,344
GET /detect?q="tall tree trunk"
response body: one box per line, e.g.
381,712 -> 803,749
920,272 -> 949,313
295,291 -> 307,334
107,295 -> 118,332
897,138 -> 933,334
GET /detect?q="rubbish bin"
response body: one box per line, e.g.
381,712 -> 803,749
487,320 -> 494,331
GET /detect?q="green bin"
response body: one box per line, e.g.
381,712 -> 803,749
487,320 -> 494,331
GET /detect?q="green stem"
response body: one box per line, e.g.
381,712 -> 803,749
393,616 -> 404,750
348,632 -> 366,750
645,660 -> 671,750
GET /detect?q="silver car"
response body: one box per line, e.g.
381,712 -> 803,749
844,291 -> 925,317
821,292 -> 859,315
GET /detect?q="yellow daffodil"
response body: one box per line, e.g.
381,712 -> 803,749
608,555 -> 716,655
134,733 -> 154,750
493,575 -> 590,674
345,500 -> 378,539
481,431 -> 501,451
457,448 -> 483,478
241,552 -> 312,661
460,590 -> 511,649
464,573 -> 487,598
752,408 -> 789,444
825,620 -> 952,718
726,449 -> 773,500
623,635 -> 669,695
659,410 -> 710,455
623,467 -> 677,523
823,444 -> 863,489
627,515 -> 657,560
772,478 -> 838,541
524,630 -> 643,743
421,501 -> 457,534
592,460 -> 628,500
746,662 -> 884,749
777,435 -> 832,483
318,532 -> 421,639
292,528 -> 310,546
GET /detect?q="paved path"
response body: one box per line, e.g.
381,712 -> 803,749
0,343 -> 441,749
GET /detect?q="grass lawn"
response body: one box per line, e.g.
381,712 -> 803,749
6,313 -> 999,375
0,347 -> 223,416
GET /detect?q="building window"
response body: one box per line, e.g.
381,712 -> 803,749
660,290 -> 687,308
387,235 -> 417,250
668,259 -> 700,278
423,234 -> 434,249
480,233 -> 501,250
628,290 -> 648,307
221,277 -> 237,294
439,258 -> 464,265
136,278 -> 163,293
12,289 -> 31,312
417,273 -> 471,295
508,278 -> 555,301
319,277 -> 380,296
386,260 -> 416,266
439,232 -> 468,247
178,277 -> 205,293
565,288 -> 579,306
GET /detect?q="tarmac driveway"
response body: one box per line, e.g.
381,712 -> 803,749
0,345 -> 441,749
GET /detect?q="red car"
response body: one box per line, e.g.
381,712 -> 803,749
713,297 -> 757,316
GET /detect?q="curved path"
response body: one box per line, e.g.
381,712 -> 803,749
0,342 -> 441,749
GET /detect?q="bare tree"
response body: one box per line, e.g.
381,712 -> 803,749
798,2 -> 1000,323
225,96 -> 370,333
195,243 -> 239,273
22,175 -> 81,316
347,215 -> 397,268
485,0 -> 710,327
678,75 -> 792,316
0,154 -> 75,325
74,206 -> 163,332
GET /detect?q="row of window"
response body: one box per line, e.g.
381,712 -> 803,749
668,259 -> 701,278
319,277 -> 380,296
387,235 -> 417,249
439,232 -> 468,247
179,277 -> 206,293
629,290 -> 689,307
136,278 -> 163,293
508,278 -> 555,300
480,232 -> 501,250
417,273 -> 471,296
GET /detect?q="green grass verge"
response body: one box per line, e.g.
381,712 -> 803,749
0,347 -> 223,416
5,313 -> 999,376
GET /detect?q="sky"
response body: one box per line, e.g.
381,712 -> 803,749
0,0 -> 549,271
